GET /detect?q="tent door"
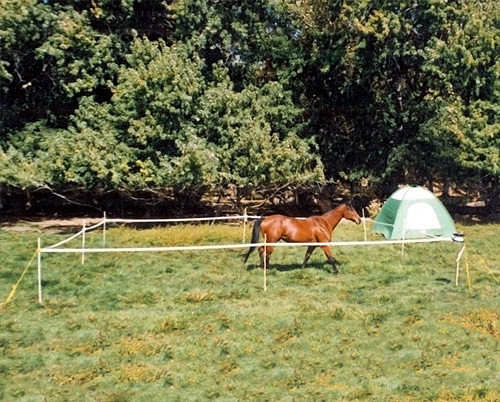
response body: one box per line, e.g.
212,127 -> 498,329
406,202 -> 441,231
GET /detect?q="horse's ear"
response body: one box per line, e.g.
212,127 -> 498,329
345,197 -> 360,212
347,195 -> 360,207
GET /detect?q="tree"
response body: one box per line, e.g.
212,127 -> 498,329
419,0 -> 500,205
1,0 -> 60,131
273,0 -> 500,202
2,0 -> 500,212
40,38 -> 324,195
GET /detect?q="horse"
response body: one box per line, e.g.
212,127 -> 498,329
243,203 -> 361,273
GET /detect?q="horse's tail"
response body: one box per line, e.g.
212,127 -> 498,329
243,217 -> 263,263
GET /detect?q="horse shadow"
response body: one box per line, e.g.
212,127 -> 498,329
245,261 -> 335,274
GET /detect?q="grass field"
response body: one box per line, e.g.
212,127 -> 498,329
1,219 -> 499,401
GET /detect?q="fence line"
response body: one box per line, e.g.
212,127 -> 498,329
44,220 -> 105,250
39,212 -> 444,255
106,215 -> 261,224
41,213 -> 385,252
40,237 -> 453,254
42,213 -> 258,251
33,212 -> 464,304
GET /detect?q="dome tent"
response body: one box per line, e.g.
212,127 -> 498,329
372,185 -> 456,240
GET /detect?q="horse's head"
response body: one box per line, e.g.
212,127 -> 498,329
342,203 -> 362,225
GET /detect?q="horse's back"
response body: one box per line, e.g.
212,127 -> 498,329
262,214 -> 322,242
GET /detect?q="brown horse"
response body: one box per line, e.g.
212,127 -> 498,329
243,203 -> 361,273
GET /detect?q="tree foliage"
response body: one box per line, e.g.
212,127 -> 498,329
1,0 -> 500,209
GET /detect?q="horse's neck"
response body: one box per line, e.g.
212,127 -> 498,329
322,206 -> 344,231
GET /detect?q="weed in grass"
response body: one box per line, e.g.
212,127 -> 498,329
463,310 -> 499,339
98,391 -> 130,402
154,316 -> 187,333
219,357 -> 239,374
119,290 -> 161,306
298,298 -> 347,320
275,319 -> 303,343
118,362 -> 171,384
178,289 -> 216,304
118,336 -> 169,357
0,335 -> 11,355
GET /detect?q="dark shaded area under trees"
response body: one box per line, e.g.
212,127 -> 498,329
1,0 -> 500,218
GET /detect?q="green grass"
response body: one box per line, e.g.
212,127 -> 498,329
1,220 -> 499,401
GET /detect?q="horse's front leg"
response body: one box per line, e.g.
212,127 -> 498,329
302,246 -> 316,268
320,245 -> 339,274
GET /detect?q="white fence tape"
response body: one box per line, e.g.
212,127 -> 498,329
44,220 -> 105,250
39,213 -> 447,254
41,237 -> 452,254
106,215 -> 261,224
34,213 -> 459,303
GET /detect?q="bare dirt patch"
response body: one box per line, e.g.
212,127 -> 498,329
1,217 -> 104,234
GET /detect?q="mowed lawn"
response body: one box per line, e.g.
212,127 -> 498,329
0,219 -> 499,402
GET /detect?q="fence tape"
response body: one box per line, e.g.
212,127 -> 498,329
1,247 -> 40,308
41,237 -> 454,254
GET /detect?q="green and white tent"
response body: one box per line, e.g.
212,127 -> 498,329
372,185 -> 456,240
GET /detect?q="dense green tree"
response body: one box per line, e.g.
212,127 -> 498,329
0,0 -> 173,134
278,0 -> 500,197
1,0 -> 60,130
419,1 -> 500,205
4,37 -> 322,195
1,2 -> 322,201
1,0 -> 500,211
0,0 -> 124,132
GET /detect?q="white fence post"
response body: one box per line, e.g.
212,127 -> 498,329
242,208 -> 248,243
103,211 -> 107,247
82,219 -> 86,265
263,234 -> 267,292
38,237 -> 43,304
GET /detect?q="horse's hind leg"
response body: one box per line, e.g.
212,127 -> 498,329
258,246 -> 273,269
260,254 -> 270,269
302,246 -> 316,268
